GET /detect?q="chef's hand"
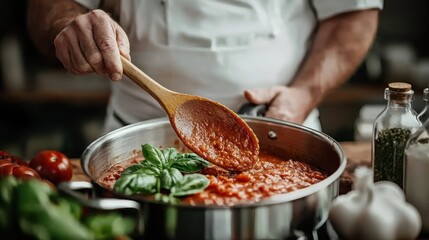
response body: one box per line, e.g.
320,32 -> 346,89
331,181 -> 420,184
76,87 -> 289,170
54,9 -> 130,81
244,86 -> 315,124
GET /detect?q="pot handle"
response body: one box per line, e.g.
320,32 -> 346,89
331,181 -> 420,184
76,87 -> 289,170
57,181 -> 144,235
238,103 -> 268,117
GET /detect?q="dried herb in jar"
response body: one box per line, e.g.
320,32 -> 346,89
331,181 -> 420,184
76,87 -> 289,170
374,127 -> 411,187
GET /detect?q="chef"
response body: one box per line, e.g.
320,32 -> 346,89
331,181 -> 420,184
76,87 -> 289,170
27,0 -> 383,133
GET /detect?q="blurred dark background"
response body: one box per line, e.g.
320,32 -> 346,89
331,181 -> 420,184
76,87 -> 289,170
0,1 -> 428,159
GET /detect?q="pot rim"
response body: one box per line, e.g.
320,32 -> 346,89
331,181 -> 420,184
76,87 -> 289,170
81,116 -> 346,209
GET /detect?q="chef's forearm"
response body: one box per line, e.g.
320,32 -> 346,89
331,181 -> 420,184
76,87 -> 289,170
27,0 -> 87,59
291,9 -> 379,108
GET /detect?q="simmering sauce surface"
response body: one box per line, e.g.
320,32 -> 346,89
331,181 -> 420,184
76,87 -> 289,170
99,152 -> 327,206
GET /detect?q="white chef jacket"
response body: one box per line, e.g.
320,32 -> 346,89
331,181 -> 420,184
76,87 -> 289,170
75,0 -> 383,134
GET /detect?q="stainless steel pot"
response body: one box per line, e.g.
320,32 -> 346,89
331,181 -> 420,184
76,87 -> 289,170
60,116 -> 346,239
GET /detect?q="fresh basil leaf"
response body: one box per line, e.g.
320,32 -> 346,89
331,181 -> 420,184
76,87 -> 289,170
84,213 -> 135,240
161,147 -> 179,164
56,197 -> 82,221
140,160 -> 162,175
17,178 -> 54,206
121,164 -> 145,175
0,176 -> 18,203
16,180 -> 92,240
1,177 -> 135,240
142,143 -> 167,168
122,161 -> 160,176
170,174 -> 210,197
160,168 -> 183,190
179,153 -> 207,162
160,169 -> 173,190
169,168 -> 184,185
114,173 -> 158,195
117,145 -> 210,204
154,193 -> 180,205
170,153 -> 210,173
0,176 -> 18,230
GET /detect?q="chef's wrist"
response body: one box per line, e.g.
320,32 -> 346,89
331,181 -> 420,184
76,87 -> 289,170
49,4 -> 89,50
289,81 -> 325,108
50,15 -> 77,45
28,0 -> 88,60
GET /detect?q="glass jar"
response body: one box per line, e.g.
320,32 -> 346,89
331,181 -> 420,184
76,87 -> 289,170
372,82 -> 421,189
405,116 -> 429,233
418,88 -> 429,123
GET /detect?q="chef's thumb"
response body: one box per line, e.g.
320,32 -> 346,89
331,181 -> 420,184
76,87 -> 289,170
244,86 -> 282,104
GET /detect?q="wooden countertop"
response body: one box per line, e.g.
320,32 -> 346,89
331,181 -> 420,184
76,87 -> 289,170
71,141 -> 372,194
336,141 -> 372,194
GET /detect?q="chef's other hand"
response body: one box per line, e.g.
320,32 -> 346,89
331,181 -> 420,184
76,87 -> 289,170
54,9 -> 130,81
244,86 -> 314,124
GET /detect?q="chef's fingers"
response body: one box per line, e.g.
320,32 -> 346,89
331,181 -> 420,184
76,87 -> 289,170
73,14 -> 106,75
55,30 -> 92,74
244,86 -> 301,123
267,89 -> 309,124
264,104 -> 293,122
64,29 -> 93,74
90,10 -> 122,81
115,22 -> 131,61
54,34 -> 73,72
244,86 -> 283,104
53,13 -> 105,75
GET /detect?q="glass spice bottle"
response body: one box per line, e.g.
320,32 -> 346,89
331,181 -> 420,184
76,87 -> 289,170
418,87 -> 429,123
404,115 -> 429,233
372,82 -> 421,189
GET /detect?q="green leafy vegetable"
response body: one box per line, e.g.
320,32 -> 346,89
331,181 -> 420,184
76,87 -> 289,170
16,181 -> 91,240
0,176 -> 135,240
142,143 -> 169,168
121,162 -> 158,176
0,176 -> 18,231
154,193 -> 180,205
113,173 -> 159,195
161,147 -> 180,164
170,174 -> 210,197
84,213 -> 135,240
170,153 -> 210,172
114,144 -> 210,203
160,168 -> 183,190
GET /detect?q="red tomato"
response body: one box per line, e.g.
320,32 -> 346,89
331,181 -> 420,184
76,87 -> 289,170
0,150 -> 11,161
0,159 -> 41,179
0,150 -> 29,166
10,155 -> 29,166
13,165 -> 41,179
30,150 -> 73,184
0,160 -> 14,175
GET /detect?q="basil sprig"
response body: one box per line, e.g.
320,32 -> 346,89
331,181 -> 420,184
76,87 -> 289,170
114,144 -> 210,204
0,176 -> 135,240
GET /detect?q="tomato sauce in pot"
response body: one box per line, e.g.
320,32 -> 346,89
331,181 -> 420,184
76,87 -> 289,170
98,152 -> 327,206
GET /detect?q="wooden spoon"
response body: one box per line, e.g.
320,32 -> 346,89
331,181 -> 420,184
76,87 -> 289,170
121,56 -> 259,171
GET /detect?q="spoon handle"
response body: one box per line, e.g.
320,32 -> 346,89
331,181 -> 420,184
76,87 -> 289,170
120,56 -> 172,104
